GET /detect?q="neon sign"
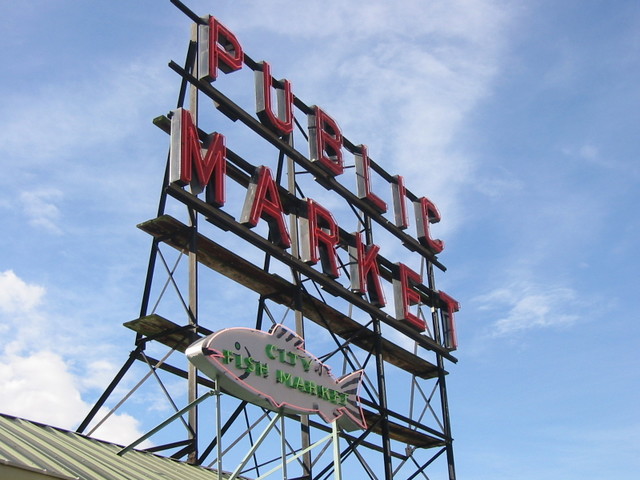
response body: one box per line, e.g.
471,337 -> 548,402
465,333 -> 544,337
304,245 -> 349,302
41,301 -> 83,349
168,14 -> 460,350
186,324 -> 366,430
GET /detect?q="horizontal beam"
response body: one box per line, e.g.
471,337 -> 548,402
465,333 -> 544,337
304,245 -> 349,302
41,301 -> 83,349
136,214 -> 451,373
134,352 -> 446,450
167,60 -> 447,272
161,187 -> 457,363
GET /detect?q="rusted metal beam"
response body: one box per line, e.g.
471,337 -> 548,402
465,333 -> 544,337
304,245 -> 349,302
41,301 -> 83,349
135,215 -> 449,375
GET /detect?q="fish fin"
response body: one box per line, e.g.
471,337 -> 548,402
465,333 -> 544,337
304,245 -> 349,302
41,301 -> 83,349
336,370 -> 367,431
269,324 -> 305,349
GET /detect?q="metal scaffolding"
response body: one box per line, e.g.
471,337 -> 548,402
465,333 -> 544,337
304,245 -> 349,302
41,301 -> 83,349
78,2 -> 459,479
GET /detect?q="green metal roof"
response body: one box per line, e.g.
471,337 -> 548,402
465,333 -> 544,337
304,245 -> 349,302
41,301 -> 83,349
0,413 -> 244,480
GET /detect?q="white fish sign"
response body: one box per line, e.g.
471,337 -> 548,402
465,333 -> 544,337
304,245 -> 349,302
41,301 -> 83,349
186,324 -> 366,430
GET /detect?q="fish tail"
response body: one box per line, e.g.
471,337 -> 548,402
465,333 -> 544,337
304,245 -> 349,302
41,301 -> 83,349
336,370 -> 366,430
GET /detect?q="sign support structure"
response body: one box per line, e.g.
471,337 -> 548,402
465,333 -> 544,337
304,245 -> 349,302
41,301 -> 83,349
187,19 -> 200,465
78,2 -> 461,479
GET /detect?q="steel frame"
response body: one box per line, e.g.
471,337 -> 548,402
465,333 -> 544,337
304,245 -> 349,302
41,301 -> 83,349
78,2 -> 458,478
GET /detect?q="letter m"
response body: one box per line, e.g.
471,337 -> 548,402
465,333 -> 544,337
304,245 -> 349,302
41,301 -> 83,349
170,108 -> 227,205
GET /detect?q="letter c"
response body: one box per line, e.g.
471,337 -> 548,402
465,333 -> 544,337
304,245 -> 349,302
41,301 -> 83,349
265,344 -> 277,359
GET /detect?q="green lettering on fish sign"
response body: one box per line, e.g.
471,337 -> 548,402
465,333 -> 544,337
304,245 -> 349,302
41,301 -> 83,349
304,380 -> 317,395
287,351 -> 298,366
257,362 -> 269,377
293,376 -> 306,392
318,386 -> 332,402
274,370 -> 348,406
265,344 -> 314,372
335,392 -> 348,406
222,349 -> 237,365
276,349 -> 298,366
265,344 -> 277,360
328,389 -> 338,404
276,369 -> 293,387
223,350 -> 268,377
244,356 -> 255,372
300,357 -> 312,372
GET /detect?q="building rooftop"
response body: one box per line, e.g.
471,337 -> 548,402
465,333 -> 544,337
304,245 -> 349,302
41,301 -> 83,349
0,413 -> 242,480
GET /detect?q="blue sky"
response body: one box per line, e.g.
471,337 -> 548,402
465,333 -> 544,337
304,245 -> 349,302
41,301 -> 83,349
1,1 -> 638,478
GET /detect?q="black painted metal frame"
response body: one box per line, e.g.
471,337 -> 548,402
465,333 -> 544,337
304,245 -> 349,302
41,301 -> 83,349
78,2 -> 458,478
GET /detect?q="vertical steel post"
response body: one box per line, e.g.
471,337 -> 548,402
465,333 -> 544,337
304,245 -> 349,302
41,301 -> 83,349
362,212 -> 393,479
216,382 -> 222,480
281,414 -> 288,480
187,21 -> 199,465
373,317 -> 394,480
287,135 -> 312,477
427,261 -> 456,480
331,421 -> 342,480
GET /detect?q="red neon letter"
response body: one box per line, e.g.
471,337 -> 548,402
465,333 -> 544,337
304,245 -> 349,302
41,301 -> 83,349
349,232 -> 386,307
438,291 -> 460,350
198,16 -> 244,81
308,106 -> 343,176
240,166 -> 291,248
170,108 -> 226,204
393,263 -> 426,331
415,197 -> 444,254
256,61 -> 293,135
301,199 -> 340,278
355,145 -> 387,213
392,175 -> 409,230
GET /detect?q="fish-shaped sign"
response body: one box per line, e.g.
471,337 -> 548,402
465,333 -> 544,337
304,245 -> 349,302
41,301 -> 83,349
186,324 -> 366,430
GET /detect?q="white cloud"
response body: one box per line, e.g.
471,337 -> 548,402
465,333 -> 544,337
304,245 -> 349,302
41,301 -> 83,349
474,169 -> 524,198
561,143 -> 635,174
88,409 -> 149,447
0,270 -> 147,446
0,271 -> 51,357
19,189 -> 63,234
0,270 -> 45,314
0,350 -> 87,428
475,282 -> 581,336
0,349 -> 147,446
578,144 -> 599,160
0,57 -> 173,167
221,0 -> 514,235
232,0 -> 509,45
80,360 -> 120,392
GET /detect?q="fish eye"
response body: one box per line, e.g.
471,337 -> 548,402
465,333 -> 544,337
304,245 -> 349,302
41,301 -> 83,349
234,342 -> 241,350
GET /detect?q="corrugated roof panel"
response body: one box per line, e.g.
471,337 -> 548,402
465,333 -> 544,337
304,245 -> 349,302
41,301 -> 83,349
0,417 -> 80,478
0,414 -> 247,480
28,418 -> 136,480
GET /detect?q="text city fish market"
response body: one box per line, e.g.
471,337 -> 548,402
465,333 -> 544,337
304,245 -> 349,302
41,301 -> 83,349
169,15 -> 460,343
220,347 -> 349,407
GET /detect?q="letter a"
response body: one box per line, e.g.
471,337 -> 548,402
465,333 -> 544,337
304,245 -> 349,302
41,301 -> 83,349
240,166 -> 291,248
300,199 -> 340,278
